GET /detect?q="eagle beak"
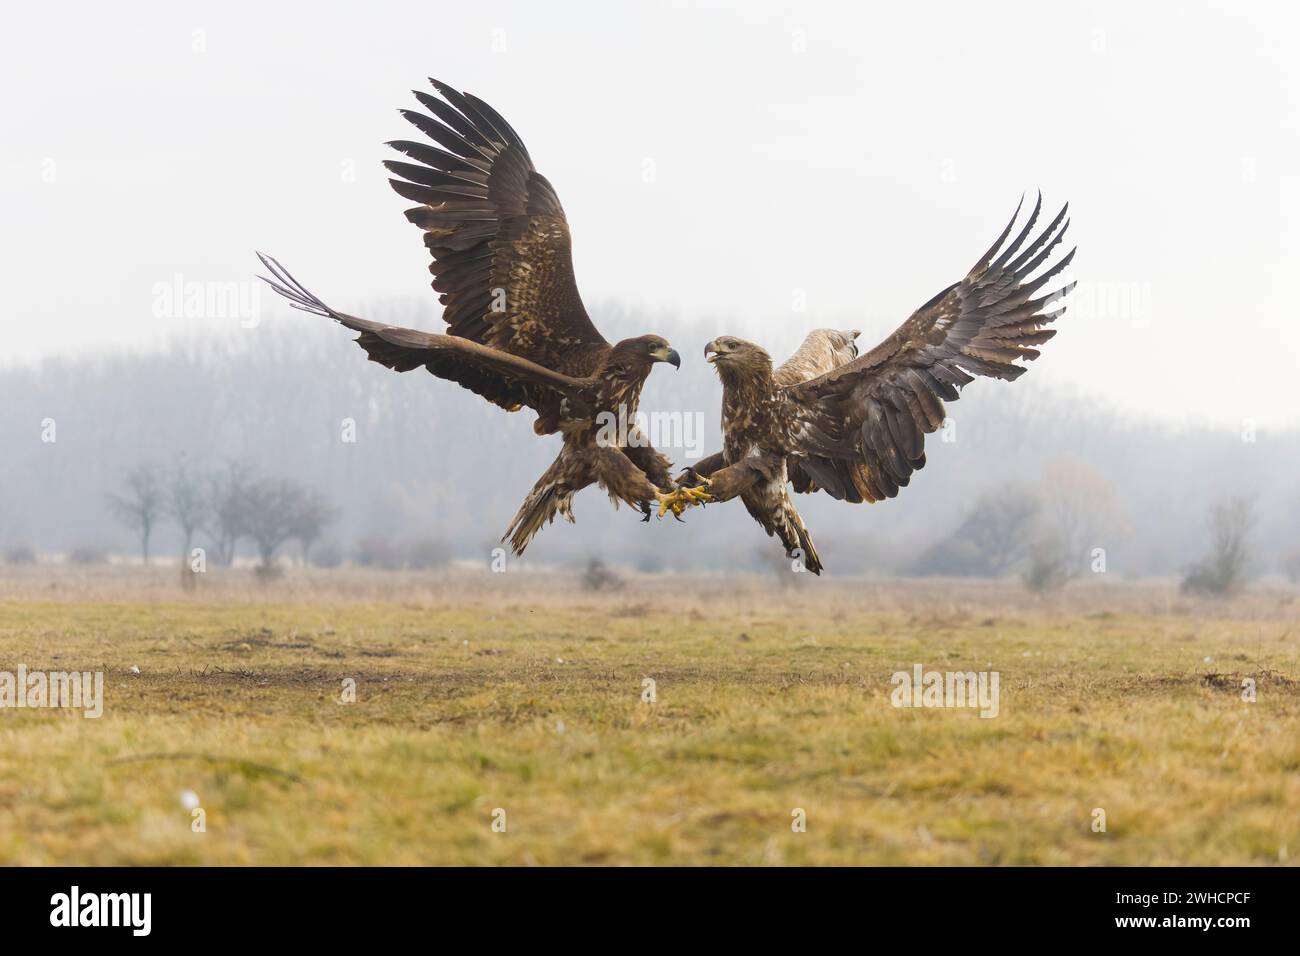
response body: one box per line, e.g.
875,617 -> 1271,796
704,339 -> 720,364
651,346 -> 681,369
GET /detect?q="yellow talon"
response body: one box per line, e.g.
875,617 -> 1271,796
680,485 -> 714,506
655,480 -> 715,518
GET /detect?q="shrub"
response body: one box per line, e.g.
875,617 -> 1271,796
310,541 -> 344,569
354,535 -> 403,571
1182,496 -> 1255,596
405,535 -> 451,570
581,557 -> 621,592
1022,537 -> 1069,593
3,544 -> 37,565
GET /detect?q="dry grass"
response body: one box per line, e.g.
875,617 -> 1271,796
0,566 -> 1297,865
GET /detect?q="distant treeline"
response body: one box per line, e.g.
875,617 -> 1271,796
1,301 -> 1297,581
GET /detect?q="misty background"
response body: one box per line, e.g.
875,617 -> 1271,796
1,0 -> 1297,579
2,304 -> 1297,579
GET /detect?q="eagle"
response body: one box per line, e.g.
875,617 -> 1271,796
668,194 -> 1076,575
258,80 -> 683,555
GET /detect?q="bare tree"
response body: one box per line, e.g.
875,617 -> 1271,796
288,487 -> 337,564
166,465 -> 209,579
912,482 -> 1039,577
1183,496 -> 1256,595
242,478 -> 300,573
237,477 -> 334,575
106,465 -> 164,565
1024,458 -> 1126,591
206,461 -> 254,566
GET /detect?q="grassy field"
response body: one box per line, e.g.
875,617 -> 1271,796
0,566 -> 1297,865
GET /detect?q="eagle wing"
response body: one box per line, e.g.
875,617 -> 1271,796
773,328 -> 862,494
782,194 -> 1075,503
386,80 -> 609,378
258,254 -> 592,416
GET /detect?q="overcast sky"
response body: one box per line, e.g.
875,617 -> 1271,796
2,0 -> 1297,427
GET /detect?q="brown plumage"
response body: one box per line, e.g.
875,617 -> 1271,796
258,80 -> 682,555
678,194 -> 1076,575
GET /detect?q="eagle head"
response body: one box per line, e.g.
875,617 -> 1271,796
610,335 -> 681,370
704,337 -> 773,382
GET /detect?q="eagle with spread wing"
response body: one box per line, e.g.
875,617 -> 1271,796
670,194 -> 1076,574
258,80 -> 684,555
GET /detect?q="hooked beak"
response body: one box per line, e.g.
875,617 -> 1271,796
705,339 -> 722,364
651,345 -> 681,369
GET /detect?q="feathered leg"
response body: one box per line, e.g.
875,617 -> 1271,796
502,445 -> 678,555
589,446 -> 669,519
502,450 -> 590,556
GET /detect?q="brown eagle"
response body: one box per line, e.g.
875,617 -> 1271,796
258,80 -> 685,555
669,194 -> 1076,575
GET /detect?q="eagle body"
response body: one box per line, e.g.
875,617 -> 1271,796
682,195 -> 1076,575
259,80 -> 681,555
503,335 -> 679,554
707,343 -> 824,572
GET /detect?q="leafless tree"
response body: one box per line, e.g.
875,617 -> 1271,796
288,487 -> 338,564
206,461 -> 254,566
106,465 -> 164,565
1024,457 -> 1126,592
913,483 -> 1039,577
166,465 -> 209,579
240,477 -> 306,573
1183,496 -> 1256,595
5,312 -> 1300,579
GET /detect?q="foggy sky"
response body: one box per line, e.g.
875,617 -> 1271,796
3,0 -> 1298,427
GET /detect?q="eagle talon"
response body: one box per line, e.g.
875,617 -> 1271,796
655,481 -> 715,518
